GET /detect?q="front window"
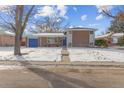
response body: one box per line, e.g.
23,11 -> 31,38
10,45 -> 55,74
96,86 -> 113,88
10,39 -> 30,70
90,31 -> 93,34
47,37 -> 56,44
112,37 -> 118,43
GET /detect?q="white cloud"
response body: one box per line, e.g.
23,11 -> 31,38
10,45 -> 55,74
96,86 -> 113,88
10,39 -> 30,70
57,5 -> 68,17
0,5 -> 12,12
37,6 -> 55,17
31,25 -> 36,29
34,14 -> 38,19
96,5 -> 113,13
69,25 -> 74,28
36,5 -> 68,19
77,25 -> 83,28
73,7 -> 77,12
89,23 -> 99,27
96,14 -> 103,20
63,15 -> 69,19
56,18 -> 61,22
69,25 -> 83,28
0,5 -> 9,9
81,14 -> 87,21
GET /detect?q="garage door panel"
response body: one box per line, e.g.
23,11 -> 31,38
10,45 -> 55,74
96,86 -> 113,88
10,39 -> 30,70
72,31 -> 89,47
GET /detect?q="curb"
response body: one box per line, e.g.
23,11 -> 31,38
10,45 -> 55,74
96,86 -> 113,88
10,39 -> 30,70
0,61 -> 124,68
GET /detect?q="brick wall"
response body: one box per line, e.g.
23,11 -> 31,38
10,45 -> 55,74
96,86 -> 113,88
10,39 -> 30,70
0,35 -> 15,46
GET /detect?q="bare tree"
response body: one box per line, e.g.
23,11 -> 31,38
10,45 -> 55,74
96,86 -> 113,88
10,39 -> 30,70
100,6 -> 124,19
0,5 -> 35,55
100,6 -> 124,33
35,15 -> 69,33
109,13 -> 124,33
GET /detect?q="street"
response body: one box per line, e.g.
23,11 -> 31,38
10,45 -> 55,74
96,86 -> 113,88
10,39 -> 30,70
0,64 -> 124,88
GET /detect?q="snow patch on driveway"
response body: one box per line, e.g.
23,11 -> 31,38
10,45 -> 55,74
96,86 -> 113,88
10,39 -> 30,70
0,65 -> 26,70
68,48 -> 124,62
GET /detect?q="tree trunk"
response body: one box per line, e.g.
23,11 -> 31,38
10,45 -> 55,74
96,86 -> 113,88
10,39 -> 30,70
14,5 -> 22,56
14,27 -> 23,55
14,5 -> 34,55
14,32 -> 21,55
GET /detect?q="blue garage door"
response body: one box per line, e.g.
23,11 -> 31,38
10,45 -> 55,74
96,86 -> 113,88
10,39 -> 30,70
29,39 -> 38,47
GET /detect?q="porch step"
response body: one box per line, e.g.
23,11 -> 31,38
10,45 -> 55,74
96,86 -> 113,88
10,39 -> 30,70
61,48 -> 70,62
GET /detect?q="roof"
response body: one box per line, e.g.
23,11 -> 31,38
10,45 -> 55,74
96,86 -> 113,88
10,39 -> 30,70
0,30 -> 65,37
95,33 -> 111,39
67,27 -> 97,31
95,33 -> 124,39
112,33 -> 124,37
0,31 -> 28,37
29,32 -> 65,37
0,31 -> 15,36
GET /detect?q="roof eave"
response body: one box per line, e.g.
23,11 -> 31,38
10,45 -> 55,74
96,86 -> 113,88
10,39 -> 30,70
66,28 -> 97,31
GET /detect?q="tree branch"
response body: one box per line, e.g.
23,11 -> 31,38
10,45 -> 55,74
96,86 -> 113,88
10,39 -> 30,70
0,15 -> 16,32
102,10 -> 116,19
21,5 -> 35,33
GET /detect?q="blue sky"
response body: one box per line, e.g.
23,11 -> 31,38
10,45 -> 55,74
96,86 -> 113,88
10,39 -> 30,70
34,5 -> 118,36
63,5 -> 113,36
0,5 -> 120,36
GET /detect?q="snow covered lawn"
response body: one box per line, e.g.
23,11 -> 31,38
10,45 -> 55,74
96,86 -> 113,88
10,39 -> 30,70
68,48 -> 124,62
1,47 -> 124,62
0,47 -> 62,62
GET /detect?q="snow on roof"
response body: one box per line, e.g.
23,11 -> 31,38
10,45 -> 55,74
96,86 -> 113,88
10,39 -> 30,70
30,32 -> 65,37
67,27 -> 97,31
0,30 -> 15,36
96,33 -> 124,39
112,33 -> 124,37
95,33 -> 112,39
0,30 -> 65,37
5,31 -> 15,36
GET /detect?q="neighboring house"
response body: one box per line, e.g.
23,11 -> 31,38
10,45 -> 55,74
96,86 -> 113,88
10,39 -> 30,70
0,30 -> 27,47
95,33 -> 112,40
111,33 -> 124,44
95,32 -> 124,45
0,27 -> 96,47
0,31 -> 15,46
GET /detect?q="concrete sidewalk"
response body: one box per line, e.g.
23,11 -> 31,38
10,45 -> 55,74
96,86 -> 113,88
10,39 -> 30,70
1,60 -> 124,68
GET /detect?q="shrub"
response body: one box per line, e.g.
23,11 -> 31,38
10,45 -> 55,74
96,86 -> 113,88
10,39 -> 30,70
95,39 -> 108,47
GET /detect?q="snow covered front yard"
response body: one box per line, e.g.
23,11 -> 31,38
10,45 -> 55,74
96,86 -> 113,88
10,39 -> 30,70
0,47 -> 124,62
0,47 -> 62,62
68,48 -> 124,62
